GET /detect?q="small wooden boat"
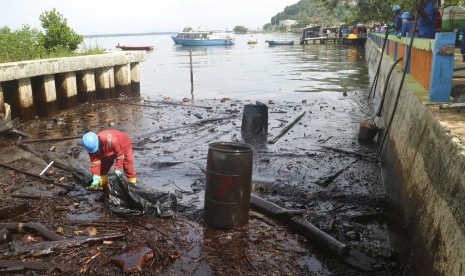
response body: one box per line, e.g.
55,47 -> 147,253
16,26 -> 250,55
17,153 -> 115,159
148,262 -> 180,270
265,40 -> 294,46
0,103 -> 13,133
247,39 -> 258,44
116,44 -> 154,51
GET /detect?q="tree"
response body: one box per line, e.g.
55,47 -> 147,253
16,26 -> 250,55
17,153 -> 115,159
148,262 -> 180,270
233,26 -> 248,34
39,8 -> 82,52
263,23 -> 273,31
0,25 -> 45,62
315,0 -> 417,24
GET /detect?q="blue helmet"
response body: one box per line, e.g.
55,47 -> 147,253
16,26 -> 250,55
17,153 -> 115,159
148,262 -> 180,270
82,132 -> 99,153
392,5 -> 401,12
401,11 -> 413,20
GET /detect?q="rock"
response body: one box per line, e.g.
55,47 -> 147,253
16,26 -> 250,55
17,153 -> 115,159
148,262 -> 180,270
21,233 -> 38,244
86,227 -> 98,236
45,168 -> 56,177
345,231 -> 359,240
112,245 -> 154,274
0,228 -> 12,245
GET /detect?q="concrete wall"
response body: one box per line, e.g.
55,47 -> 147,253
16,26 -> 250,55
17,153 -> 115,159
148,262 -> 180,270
0,51 -> 145,120
367,40 -> 465,276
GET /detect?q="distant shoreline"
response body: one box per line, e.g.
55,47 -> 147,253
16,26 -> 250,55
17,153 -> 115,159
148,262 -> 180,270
84,31 -> 177,38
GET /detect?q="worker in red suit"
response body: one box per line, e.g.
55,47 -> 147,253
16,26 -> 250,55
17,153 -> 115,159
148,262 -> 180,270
82,130 -> 136,189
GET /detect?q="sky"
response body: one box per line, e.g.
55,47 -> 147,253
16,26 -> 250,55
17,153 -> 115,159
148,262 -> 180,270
0,0 -> 298,35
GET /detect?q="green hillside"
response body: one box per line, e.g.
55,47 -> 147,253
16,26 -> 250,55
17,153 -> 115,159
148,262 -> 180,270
270,0 -> 465,29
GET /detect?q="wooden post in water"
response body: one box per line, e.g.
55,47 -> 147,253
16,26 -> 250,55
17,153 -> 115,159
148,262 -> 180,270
190,50 -> 194,100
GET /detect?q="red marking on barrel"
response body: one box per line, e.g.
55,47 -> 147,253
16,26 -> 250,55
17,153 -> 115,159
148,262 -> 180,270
215,176 -> 235,199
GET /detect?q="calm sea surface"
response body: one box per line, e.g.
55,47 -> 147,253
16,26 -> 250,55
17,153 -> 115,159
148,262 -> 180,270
84,33 -> 370,101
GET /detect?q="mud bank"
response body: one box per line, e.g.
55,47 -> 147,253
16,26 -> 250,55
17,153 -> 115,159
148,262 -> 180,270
0,95 -> 406,275
367,39 -> 465,275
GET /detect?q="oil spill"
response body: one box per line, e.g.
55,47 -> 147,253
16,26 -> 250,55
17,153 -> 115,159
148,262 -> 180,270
0,94 -> 408,274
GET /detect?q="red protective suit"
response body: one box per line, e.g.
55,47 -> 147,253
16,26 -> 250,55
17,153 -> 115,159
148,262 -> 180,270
88,130 -> 136,180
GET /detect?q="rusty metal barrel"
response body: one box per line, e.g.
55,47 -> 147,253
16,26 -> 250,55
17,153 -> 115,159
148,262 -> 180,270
241,102 -> 268,137
204,142 -> 254,229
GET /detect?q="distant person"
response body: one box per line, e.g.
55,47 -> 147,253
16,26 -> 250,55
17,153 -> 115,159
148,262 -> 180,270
380,24 -> 387,33
461,25 -> 465,62
400,12 -> 414,37
436,9 -> 442,33
416,0 -> 437,39
392,5 -> 403,32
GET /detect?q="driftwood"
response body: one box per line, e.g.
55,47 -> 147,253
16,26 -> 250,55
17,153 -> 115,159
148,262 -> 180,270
12,233 -> 125,257
250,194 -> 375,271
10,194 -> 48,200
0,222 -> 64,241
18,143 -> 92,185
268,111 -> 306,144
8,129 -> 32,138
439,102 -> 465,110
106,100 -> 161,109
0,201 -> 29,220
317,159 -> 359,187
250,195 -> 347,256
19,135 -> 81,144
143,99 -> 212,110
137,115 -> 237,138
0,260 -> 67,274
297,145 -> 375,161
0,162 -> 74,190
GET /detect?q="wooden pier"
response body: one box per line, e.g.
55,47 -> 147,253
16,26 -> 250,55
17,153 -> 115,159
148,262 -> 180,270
0,52 -> 146,120
299,37 -> 367,47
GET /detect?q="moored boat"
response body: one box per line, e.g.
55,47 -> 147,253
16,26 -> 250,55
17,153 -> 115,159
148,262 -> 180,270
247,39 -> 258,44
171,30 -> 235,46
116,44 -> 154,51
265,40 -> 294,46
247,35 -> 258,44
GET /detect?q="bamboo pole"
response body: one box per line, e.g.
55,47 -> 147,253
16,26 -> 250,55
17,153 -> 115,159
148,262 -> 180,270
190,50 -> 194,100
268,111 -> 306,144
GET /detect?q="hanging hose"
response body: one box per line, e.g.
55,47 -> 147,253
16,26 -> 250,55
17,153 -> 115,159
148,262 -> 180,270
375,1 -> 423,163
367,29 -> 390,100
376,57 -> 403,117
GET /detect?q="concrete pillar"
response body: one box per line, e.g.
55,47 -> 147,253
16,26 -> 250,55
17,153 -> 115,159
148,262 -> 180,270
56,72 -> 78,110
18,78 -> 35,120
33,75 -> 58,117
429,32 -> 455,102
95,67 -> 115,100
115,64 -> 132,98
0,83 -> 4,114
404,36 -> 411,74
77,70 -> 96,103
130,63 -> 141,97
109,67 -> 115,98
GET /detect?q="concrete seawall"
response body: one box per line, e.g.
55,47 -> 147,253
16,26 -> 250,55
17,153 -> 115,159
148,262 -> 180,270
0,51 -> 145,120
367,40 -> 465,275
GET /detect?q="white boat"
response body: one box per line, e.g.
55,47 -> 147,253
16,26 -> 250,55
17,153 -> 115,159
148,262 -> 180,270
171,30 -> 235,46
247,36 -> 258,44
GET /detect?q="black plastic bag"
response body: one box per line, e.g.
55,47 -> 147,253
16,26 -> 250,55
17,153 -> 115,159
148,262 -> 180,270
109,177 -> 177,217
